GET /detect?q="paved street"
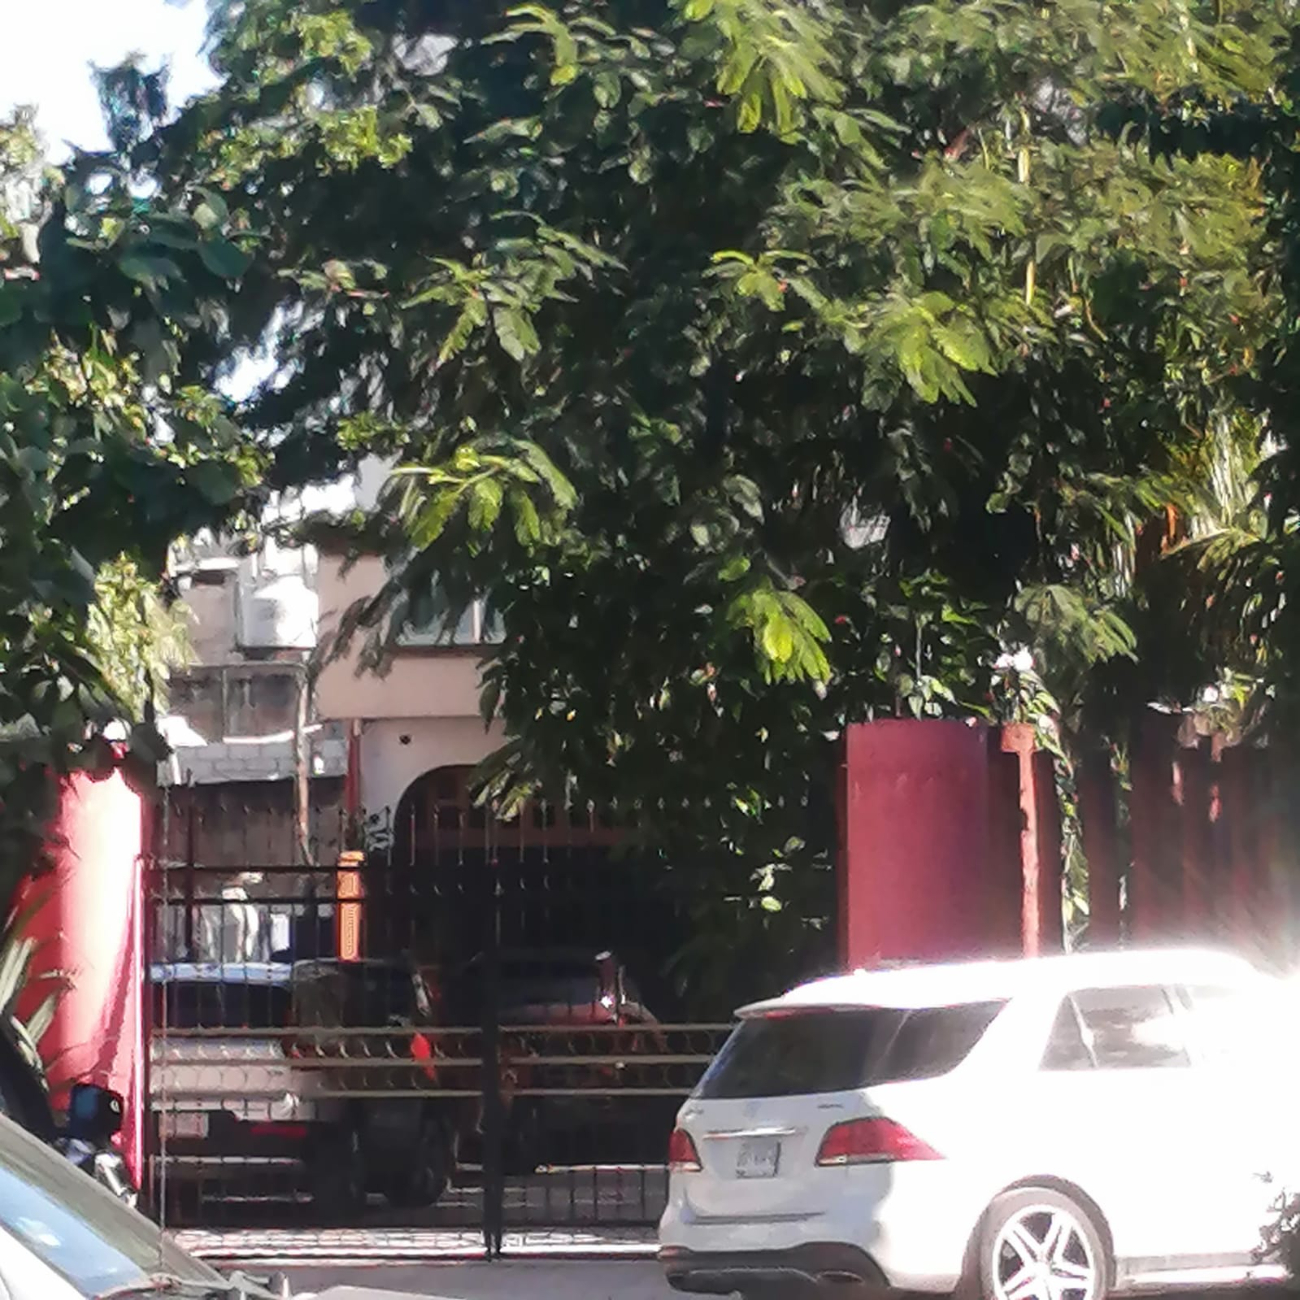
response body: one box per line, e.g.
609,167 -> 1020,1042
290,1271 -> 1264,1300
291,1262 -> 675,1300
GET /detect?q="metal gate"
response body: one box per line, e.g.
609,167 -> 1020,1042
144,779 -> 781,1249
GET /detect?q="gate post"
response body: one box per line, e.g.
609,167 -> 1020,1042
839,720 -> 996,965
999,723 -> 1063,956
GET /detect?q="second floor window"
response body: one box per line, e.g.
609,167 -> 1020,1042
400,582 -> 504,648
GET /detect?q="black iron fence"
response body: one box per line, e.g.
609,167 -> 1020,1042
143,782 -> 777,1249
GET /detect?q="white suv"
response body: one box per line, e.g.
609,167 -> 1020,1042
660,948 -> 1300,1299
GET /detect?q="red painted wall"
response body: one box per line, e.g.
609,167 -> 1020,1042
14,765 -> 146,1183
841,721 -> 995,966
839,720 -> 1062,969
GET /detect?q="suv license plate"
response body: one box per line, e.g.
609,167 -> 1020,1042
735,1138 -> 780,1179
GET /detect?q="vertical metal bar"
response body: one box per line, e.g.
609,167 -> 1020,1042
182,783 -> 196,962
294,665 -> 311,867
480,804 -> 504,1258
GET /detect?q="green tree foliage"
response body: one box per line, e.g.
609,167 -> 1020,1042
1107,22 -> 1300,743
129,0 -> 1281,988
0,111 -> 257,897
86,557 -> 194,720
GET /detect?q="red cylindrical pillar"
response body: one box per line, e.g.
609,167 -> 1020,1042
15,764 -> 146,1184
839,720 -> 993,967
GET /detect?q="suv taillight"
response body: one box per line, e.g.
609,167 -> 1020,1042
815,1117 -> 941,1166
668,1128 -> 702,1172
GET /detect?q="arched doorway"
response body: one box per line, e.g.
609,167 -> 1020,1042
372,766 -> 685,1016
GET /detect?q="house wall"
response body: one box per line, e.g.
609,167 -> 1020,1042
359,716 -> 504,821
315,552 -> 488,723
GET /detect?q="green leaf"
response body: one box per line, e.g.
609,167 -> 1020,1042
737,89 -> 763,134
494,307 -> 540,362
198,238 -> 253,280
761,615 -> 795,663
193,201 -> 224,233
933,319 -> 991,373
593,72 -> 621,108
118,253 -> 182,290
411,491 -> 461,547
724,475 -> 764,521
510,488 -> 542,545
469,478 -> 505,530
194,187 -> 229,224
440,296 -> 489,363
187,461 -> 241,505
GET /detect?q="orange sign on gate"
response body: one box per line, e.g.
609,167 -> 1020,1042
335,851 -> 365,961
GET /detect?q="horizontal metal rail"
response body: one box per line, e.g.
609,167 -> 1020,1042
152,1088 -> 485,1101
156,1023 -> 731,1038
158,1085 -> 693,1100
155,1057 -> 487,1070
151,1054 -> 713,1069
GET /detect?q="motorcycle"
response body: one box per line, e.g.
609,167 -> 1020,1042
54,1082 -> 139,1207
0,1018 -> 138,1206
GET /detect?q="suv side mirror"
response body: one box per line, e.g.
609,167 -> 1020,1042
67,1083 -> 124,1143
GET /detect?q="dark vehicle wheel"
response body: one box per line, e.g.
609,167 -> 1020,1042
309,1125 -> 367,1223
975,1187 -> 1109,1300
383,1113 -> 454,1208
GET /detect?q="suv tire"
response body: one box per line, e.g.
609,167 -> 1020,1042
976,1186 -> 1109,1300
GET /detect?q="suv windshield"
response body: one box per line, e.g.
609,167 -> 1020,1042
0,1113 -> 216,1295
696,1003 -> 1005,1099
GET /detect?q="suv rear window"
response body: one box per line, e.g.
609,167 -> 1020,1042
695,1002 -> 1005,1100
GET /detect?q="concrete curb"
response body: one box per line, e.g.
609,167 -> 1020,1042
176,1228 -> 659,1267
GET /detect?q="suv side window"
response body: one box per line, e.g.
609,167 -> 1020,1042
1177,983 -> 1277,1068
1042,985 -> 1189,1071
1041,998 -> 1093,1070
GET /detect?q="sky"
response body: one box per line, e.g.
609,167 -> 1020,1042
2,0 -> 214,159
